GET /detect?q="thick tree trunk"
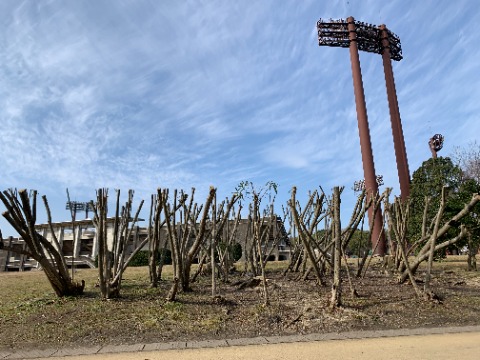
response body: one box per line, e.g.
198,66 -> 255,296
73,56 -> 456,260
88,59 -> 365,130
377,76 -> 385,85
148,193 -> 159,287
253,194 -> 269,306
211,192 -> 217,298
166,277 -> 179,302
330,187 -> 342,309
424,187 -> 446,293
467,235 -> 478,271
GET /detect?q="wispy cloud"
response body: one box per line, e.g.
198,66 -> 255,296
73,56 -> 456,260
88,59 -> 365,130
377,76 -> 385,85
1,0 -> 479,233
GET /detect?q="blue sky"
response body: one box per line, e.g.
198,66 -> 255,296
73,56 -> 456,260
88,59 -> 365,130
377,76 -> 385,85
1,0 -> 479,235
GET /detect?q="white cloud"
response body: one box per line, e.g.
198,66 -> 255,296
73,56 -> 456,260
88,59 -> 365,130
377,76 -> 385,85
1,0 -> 479,234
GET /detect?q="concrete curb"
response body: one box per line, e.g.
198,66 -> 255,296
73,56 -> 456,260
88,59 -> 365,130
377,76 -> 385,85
2,325 -> 480,359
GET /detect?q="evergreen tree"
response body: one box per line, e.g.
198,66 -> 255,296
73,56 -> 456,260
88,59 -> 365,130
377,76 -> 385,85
408,157 -> 462,244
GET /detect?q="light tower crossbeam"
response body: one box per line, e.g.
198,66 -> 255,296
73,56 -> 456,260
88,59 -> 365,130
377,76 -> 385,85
317,18 -> 403,60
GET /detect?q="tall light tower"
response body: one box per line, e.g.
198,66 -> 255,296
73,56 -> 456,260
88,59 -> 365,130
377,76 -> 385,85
317,17 -> 410,255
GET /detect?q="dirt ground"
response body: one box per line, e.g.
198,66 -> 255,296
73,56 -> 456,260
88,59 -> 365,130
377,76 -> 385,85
1,257 -> 480,351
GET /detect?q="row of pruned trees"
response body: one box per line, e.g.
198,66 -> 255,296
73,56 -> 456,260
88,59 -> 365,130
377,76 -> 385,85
0,183 -> 288,301
1,180 -> 479,306
282,181 -> 479,307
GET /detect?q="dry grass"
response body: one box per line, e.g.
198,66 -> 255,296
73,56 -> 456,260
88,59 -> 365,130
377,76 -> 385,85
1,257 -> 479,351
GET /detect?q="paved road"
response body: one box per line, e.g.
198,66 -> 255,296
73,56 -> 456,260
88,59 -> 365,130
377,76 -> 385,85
3,326 -> 480,360
36,332 -> 480,360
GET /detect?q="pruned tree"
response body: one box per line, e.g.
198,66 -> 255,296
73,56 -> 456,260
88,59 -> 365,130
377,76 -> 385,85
424,187 -> 447,294
356,190 -> 385,278
236,182 -> 275,272
162,187 -> 238,300
146,188 -> 190,288
190,197 -> 242,290
289,186 -> 377,307
289,186 -> 374,283
210,191 -> 218,298
383,190 -> 423,298
289,186 -> 328,285
163,187 -> 212,298
214,201 -> 242,283
148,188 -> 167,287
234,181 -> 281,305
407,155 -> 480,274
384,189 -> 480,288
0,189 -> 84,297
92,188 -> 144,299
251,192 -> 270,305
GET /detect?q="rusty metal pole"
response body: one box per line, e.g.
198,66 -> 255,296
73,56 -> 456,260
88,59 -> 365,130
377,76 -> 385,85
379,25 -> 410,202
347,17 -> 385,255
429,138 -> 438,159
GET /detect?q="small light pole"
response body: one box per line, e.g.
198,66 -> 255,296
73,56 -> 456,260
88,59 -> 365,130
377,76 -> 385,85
353,175 -> 384,195
429,134 -> 444,159
65,189 -> 95,279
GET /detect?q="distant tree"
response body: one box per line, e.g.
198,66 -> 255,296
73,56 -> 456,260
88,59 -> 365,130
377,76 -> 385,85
450,179 -> 480,270
408,157 -> 463,245
346,229 -> 370,257
453,141 -> 480,183
452,142 -> 480,269
393,154 -> 480,286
